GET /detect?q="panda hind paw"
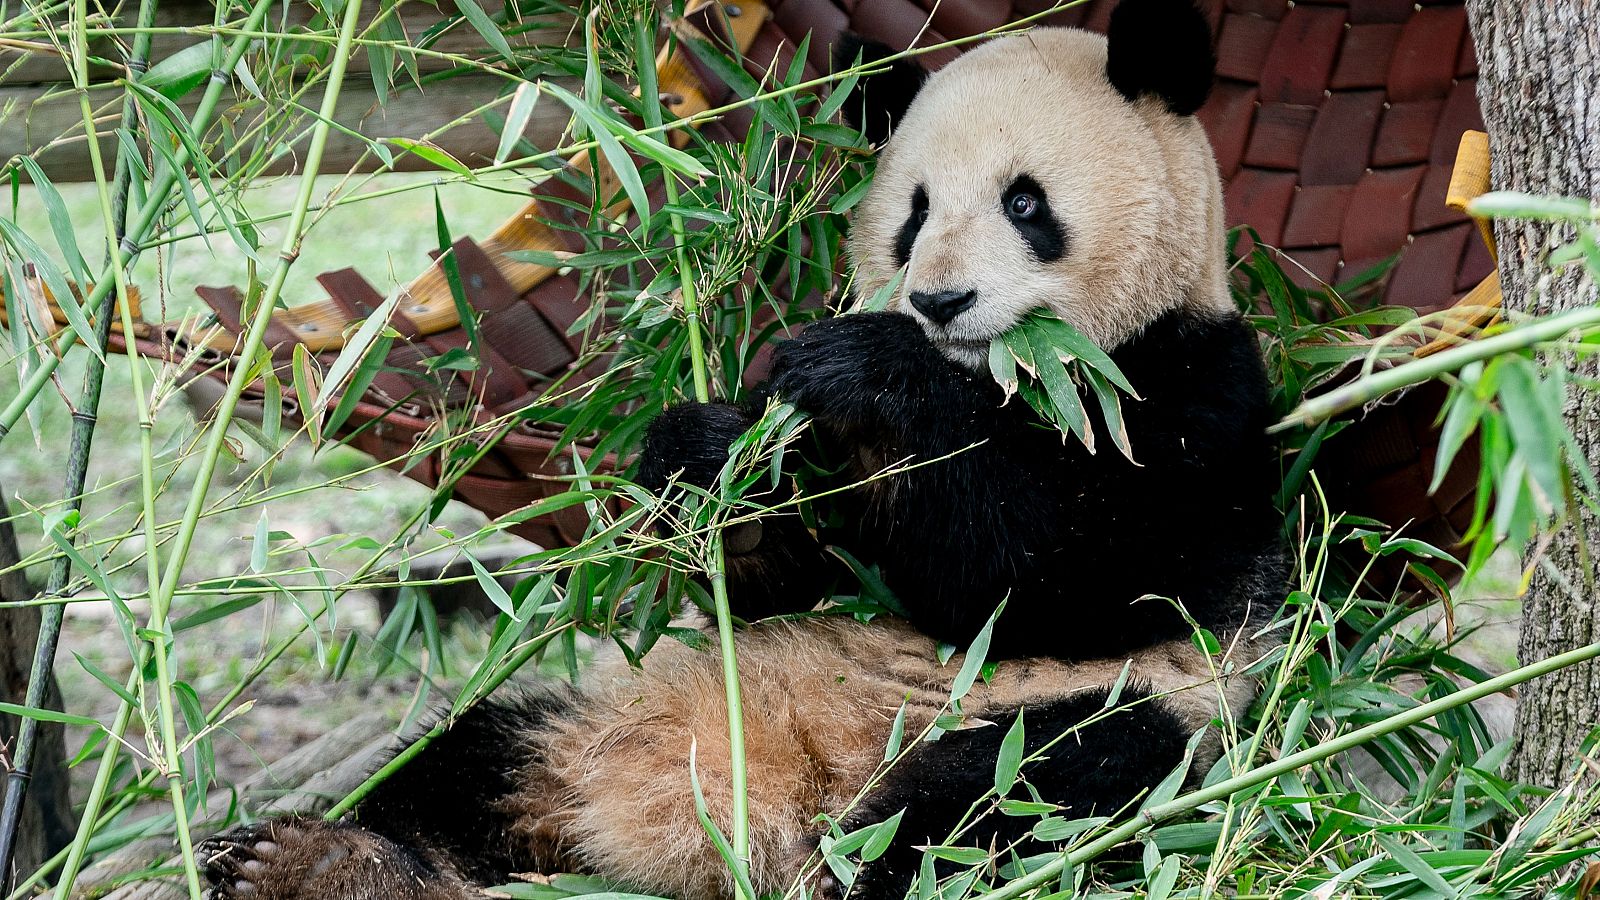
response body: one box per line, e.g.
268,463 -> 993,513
200,817 -> 447,900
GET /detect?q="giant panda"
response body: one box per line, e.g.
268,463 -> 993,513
198,3 -> 1286,899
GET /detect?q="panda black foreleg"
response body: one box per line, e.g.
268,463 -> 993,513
839,688 -> 1189,900
766,312 -> 999,447
639,401 -> 835,617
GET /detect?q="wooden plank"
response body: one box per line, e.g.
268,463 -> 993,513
0,0 -> 572,86
1,71 -> 575,182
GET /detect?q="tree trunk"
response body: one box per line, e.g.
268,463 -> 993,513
1463,1 -> 1600,788
0,483 -> 74,885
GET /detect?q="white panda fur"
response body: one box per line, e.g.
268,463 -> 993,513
849,27 -> 1232,365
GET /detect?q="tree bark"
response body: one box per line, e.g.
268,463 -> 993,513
0,484 -> 73,885
1463,0 -> 1600,788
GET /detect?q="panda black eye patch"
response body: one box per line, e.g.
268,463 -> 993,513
893,184 -> 930,268
1003,175 -> 1066,262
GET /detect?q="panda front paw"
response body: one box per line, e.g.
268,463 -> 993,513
638,401 -> 756,492
768,313 -> 951,436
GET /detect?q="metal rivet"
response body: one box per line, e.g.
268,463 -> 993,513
724,2 -> 741,15
411,304 -> 429,313
302,323 -> 319,332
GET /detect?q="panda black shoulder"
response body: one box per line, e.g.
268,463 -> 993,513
1110,306 -> 1276,457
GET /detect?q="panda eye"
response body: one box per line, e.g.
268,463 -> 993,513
911,187 -> 930,222
1003,175 -> 1066,263
1007,192 -> 1040,219
894,185 -> 931,268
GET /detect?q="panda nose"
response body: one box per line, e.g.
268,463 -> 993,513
909,289 -> 977,326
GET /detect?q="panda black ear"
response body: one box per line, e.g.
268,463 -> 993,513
832,33 -> 928,145
1105,0 -> 1216,116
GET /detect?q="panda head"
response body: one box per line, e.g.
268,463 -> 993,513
843,0 -> 1230,368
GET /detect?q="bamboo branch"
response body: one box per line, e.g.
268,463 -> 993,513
1273,306 -> 1600,433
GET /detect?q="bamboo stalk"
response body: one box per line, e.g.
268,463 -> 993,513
658,76 -> 752,890
1273,306 -> 1600,432
969,638 -> 1600,900
0,0 -> 160,880
71,0 -> 212,891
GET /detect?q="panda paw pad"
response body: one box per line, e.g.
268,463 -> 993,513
199,819 -> 349,900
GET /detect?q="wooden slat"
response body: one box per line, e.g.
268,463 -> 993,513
3,71 -> 574,182
1446,130 -> 1496,258
0,0 -> 570,86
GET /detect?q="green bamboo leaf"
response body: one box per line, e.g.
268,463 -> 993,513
1498,361 -> 1565,515
314,291 -> 398,419
323,333 -> 394,440
387,137 -> 474,177
950,599 -> 1006,702
19,158 -> 88,283
1279,698 -> 1311,754
633,14 -> 661,128
1431,365 -> 1486,494
922,846 -> 989,865
1147,855 -> 1181,900
466,552 -> 517,618
1105,659 -> 1133,708
687,741 -> 760,900
73,652 -> 136,705
1494,787 -> 1569,878
143,41 -> 213,99
544,83 -> 651,229
1469,191 -> 1597,222
454,0 -> 515,63
861,809 -> 904,862
1082,367 -> 1133,462
292,343 -> 323,449
1027,327 -> 1092,450
497,491 -> 596,525
171,596 -> 263,633
604,120 -> 710,178
883,701 -> 908,762
815,70 -> 861,123
999,800 -> 1057,816
127,81 -> 262,261
434,189 -> 482,357
994,710 -> 1026,795
250,509 -> 270,573
1374,833 -> 1459,897
0,220 -> 102,363
0,701 -> 99,728
496,81 -> 542,165
989,337 -> 1019,402
1029,312 -> 1136,395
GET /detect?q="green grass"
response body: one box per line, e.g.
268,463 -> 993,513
5,171 -> 534,322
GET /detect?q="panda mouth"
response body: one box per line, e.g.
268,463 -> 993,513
941,337 -> 990,352
929,334 -> 994,368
